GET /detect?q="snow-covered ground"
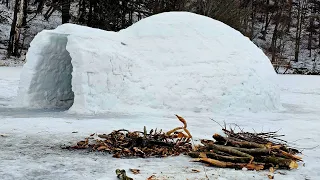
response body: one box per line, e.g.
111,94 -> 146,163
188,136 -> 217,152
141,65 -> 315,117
0,66 -> 319,180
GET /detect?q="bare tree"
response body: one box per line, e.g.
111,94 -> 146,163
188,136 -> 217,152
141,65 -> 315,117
261,0 -> 270,40
294,0 -> 307,62
7,0 -> 20,57
22,0 -> 28,26
62,0 -> 70,24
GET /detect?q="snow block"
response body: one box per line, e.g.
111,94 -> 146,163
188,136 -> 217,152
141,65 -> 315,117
17,12 -> 282,114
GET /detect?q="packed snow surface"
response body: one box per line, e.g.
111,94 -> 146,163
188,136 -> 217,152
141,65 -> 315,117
17,12 -> 281,114
1,67 -> 320,180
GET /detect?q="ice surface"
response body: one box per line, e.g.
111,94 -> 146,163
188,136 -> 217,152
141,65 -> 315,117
17,12 -> 281,114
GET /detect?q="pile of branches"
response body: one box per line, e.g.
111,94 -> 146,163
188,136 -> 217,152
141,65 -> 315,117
66,115 -> 193,158
189,124 -> 302,171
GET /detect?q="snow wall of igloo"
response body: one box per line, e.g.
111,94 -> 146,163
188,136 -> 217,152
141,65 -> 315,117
17,12 -> 282,115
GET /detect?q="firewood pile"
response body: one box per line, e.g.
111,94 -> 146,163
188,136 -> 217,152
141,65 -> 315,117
66,115 -> 303,174
189,123 -> 302,171
66,115 -> 193,158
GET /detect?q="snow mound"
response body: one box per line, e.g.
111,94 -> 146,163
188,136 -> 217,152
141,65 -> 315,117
16,12 -> 281,114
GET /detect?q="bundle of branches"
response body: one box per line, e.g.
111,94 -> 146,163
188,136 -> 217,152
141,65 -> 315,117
66,115 -> 193,158
189,124 -> 302,171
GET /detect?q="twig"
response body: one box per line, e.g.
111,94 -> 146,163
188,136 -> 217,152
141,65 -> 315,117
210,118 -> 224,129
298,145 -> 319,150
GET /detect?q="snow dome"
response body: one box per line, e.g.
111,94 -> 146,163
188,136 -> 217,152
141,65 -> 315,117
16,12 -> 281,114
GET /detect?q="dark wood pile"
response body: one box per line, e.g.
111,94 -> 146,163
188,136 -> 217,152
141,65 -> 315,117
189,124 -> 302,171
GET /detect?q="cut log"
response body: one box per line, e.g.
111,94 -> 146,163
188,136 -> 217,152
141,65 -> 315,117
255,156 -> 298,169
189,152 -> 251,163
213,134 -> 266,148
204,144 -> 253,158
193,158 -> 264,171
279,150 -> 303,161
205,143 -> 254,163
233,147 -> 271,155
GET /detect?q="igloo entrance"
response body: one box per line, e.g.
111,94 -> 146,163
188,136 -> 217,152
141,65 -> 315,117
19,34 -> 74,110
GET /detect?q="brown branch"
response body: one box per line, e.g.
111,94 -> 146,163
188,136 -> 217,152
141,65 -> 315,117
255,156 -> 298,169
212,134 -> 267,148
203,143 -> 254,163
189,152 -> 251,163
192,158 -> 264,171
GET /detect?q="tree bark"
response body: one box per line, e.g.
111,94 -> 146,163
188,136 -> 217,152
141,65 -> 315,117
308,17 -> 313,57
22,0 -> 28,26
78,0 -> 86,24
36,0 -> 45,14
262,0 -> 270,40
7,0 -> 20,57
294,0 -> 305,62
87,0 -> 93,27
250,0 -> 255,40
286,0 -> 293,32
62,0 -> 71,24
271,17 -> 279,63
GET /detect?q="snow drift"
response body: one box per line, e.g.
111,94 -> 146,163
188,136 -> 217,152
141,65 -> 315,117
17,12 -> 281,114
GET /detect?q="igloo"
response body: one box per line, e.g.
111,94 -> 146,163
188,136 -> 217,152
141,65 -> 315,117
16,12 -> 281,115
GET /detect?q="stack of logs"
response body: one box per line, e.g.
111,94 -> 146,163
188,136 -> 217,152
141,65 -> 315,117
189,128 -> 302,170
